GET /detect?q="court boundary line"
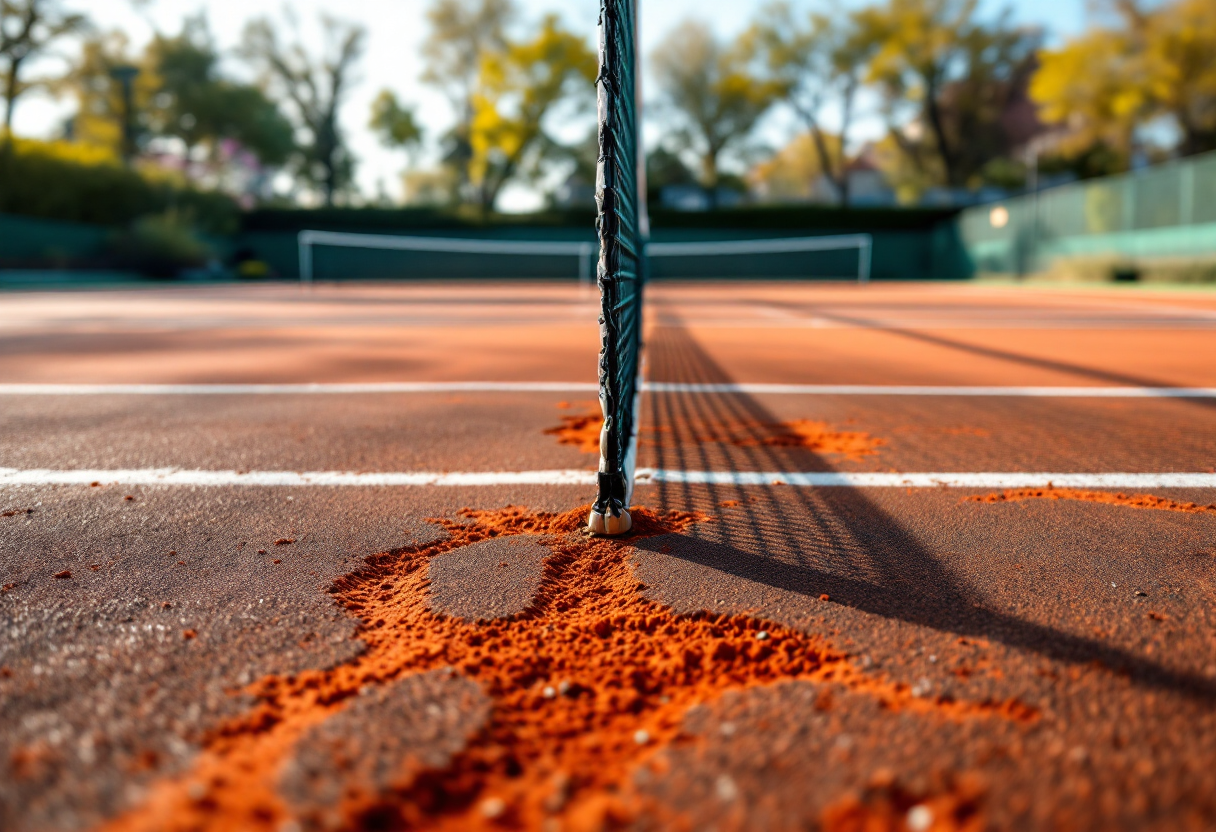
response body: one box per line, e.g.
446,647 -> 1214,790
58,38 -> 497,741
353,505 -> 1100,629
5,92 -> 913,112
2,468 -> 1214,489
1,382 -> 1214,398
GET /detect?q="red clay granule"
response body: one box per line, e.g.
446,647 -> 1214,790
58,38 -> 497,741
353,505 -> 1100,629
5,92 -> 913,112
543,408 -> 603,454
103,505 -> 1032,832
545,404 -> 886,461
819,776 -> 985,832
9,743 -> 56,781
736,420 -> 886,459
683,418 -> 885,459
967,488 -> 1216,515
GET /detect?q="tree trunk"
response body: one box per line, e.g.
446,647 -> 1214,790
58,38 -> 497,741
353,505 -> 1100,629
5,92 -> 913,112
478,179 -> 497,214
480,155 -> 519,215
3,56 -> 23,135
922,73 -> 960,187
318,136 -> 337,207
701,148 -> 719,210
837,79 -> 858,207
1175,109 -> 1216,158
317,112 -> 339,207
323,160 -> 336,207
807,120 -> 846,205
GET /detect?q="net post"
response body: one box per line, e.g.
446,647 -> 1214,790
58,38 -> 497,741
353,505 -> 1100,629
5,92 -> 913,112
298,231 -> 314,284
589,0 -> 643,537
858,234 -> 872,285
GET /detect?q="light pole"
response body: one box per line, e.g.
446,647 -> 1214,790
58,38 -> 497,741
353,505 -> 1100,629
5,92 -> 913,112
1022,135 -> 1049,278
109,64 -> 140,165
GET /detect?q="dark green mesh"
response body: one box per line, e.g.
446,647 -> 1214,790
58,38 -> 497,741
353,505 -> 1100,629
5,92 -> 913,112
593,0 -> 645,520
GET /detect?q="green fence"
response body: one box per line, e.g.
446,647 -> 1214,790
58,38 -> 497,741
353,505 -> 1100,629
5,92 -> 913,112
0,212 -> 109,266
243,206 -> 966,281
960,150 -> 1216,276
2,204 -> 969,283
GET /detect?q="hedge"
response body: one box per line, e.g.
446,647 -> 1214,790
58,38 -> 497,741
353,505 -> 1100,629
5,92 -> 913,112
0,137 -> 239,234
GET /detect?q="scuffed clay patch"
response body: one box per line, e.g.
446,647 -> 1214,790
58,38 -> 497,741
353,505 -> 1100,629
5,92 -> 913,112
279,669 -> 491,825
427,535 -> 550,621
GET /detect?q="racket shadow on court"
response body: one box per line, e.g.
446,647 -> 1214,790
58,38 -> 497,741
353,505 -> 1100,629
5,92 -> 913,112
635,317 -> 1216,703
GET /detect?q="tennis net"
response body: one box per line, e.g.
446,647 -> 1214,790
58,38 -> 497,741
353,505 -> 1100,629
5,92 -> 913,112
296,230 -> 873,283
649,234 -> 872,283
298,231 -> 596,283
589,0 -> 645,536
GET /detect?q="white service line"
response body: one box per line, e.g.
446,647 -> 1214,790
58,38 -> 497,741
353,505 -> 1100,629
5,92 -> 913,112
2,382 -> 1216,398
636,471 -> 1216,489
0,382 -> 600,395
2,468 -> 1214,490
645,383 -> 1216,398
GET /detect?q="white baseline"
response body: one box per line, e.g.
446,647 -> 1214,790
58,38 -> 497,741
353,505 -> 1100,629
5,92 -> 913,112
1,468 -> 1214,490
1,382 -> 1215,398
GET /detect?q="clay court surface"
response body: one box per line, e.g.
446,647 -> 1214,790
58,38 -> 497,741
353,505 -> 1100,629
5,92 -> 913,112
2,280 -> 1216,831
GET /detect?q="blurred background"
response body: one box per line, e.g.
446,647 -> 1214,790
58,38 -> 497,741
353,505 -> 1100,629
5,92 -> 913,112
0,0 -> 1213,284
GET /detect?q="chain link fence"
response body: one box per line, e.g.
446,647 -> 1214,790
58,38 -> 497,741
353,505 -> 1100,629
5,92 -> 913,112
960,150 -> 1216,280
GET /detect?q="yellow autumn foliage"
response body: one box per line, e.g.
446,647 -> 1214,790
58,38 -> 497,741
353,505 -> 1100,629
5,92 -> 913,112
1031,0 -> 1216,157
467,14 -> 596,210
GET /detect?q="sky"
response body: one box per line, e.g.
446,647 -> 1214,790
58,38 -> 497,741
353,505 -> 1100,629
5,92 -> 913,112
14,0 -> 1090,210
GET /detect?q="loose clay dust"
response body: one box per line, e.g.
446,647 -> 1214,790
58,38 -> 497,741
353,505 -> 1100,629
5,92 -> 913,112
968,488 -> 1216,516
102,505 -> 1033,832
547,405 -> 885,461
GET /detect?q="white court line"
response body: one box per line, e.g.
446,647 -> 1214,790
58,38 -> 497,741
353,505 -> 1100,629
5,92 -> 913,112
0,382 -> 599,395
2,468 -> 1214,489
665,319 -> 1216,330
646,383 -> 1216,398
0,468 -> 598,487
637,471 -> 1216,489
2,382 -> 1214,398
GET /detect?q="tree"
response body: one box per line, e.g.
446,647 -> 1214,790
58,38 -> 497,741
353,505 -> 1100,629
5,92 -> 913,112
370,89 -> 424,204
0,0 -> 87,135
651,20 -> 781,208
856,0 -> 1042,190
147,16 -> 294,173
1143,0 -> 1216,156
64,31 -> 158,154
62,19 -> 293,188
423,0 -> 513,112
421,0 -> 514,198
240,14 -> 366,206
747,131 -> 842,202
1031,0 -> 1216,160
370,89 -> 423,153
746,2 -> 874,204
646,144 -> 698,193
466,13 -> 595,211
